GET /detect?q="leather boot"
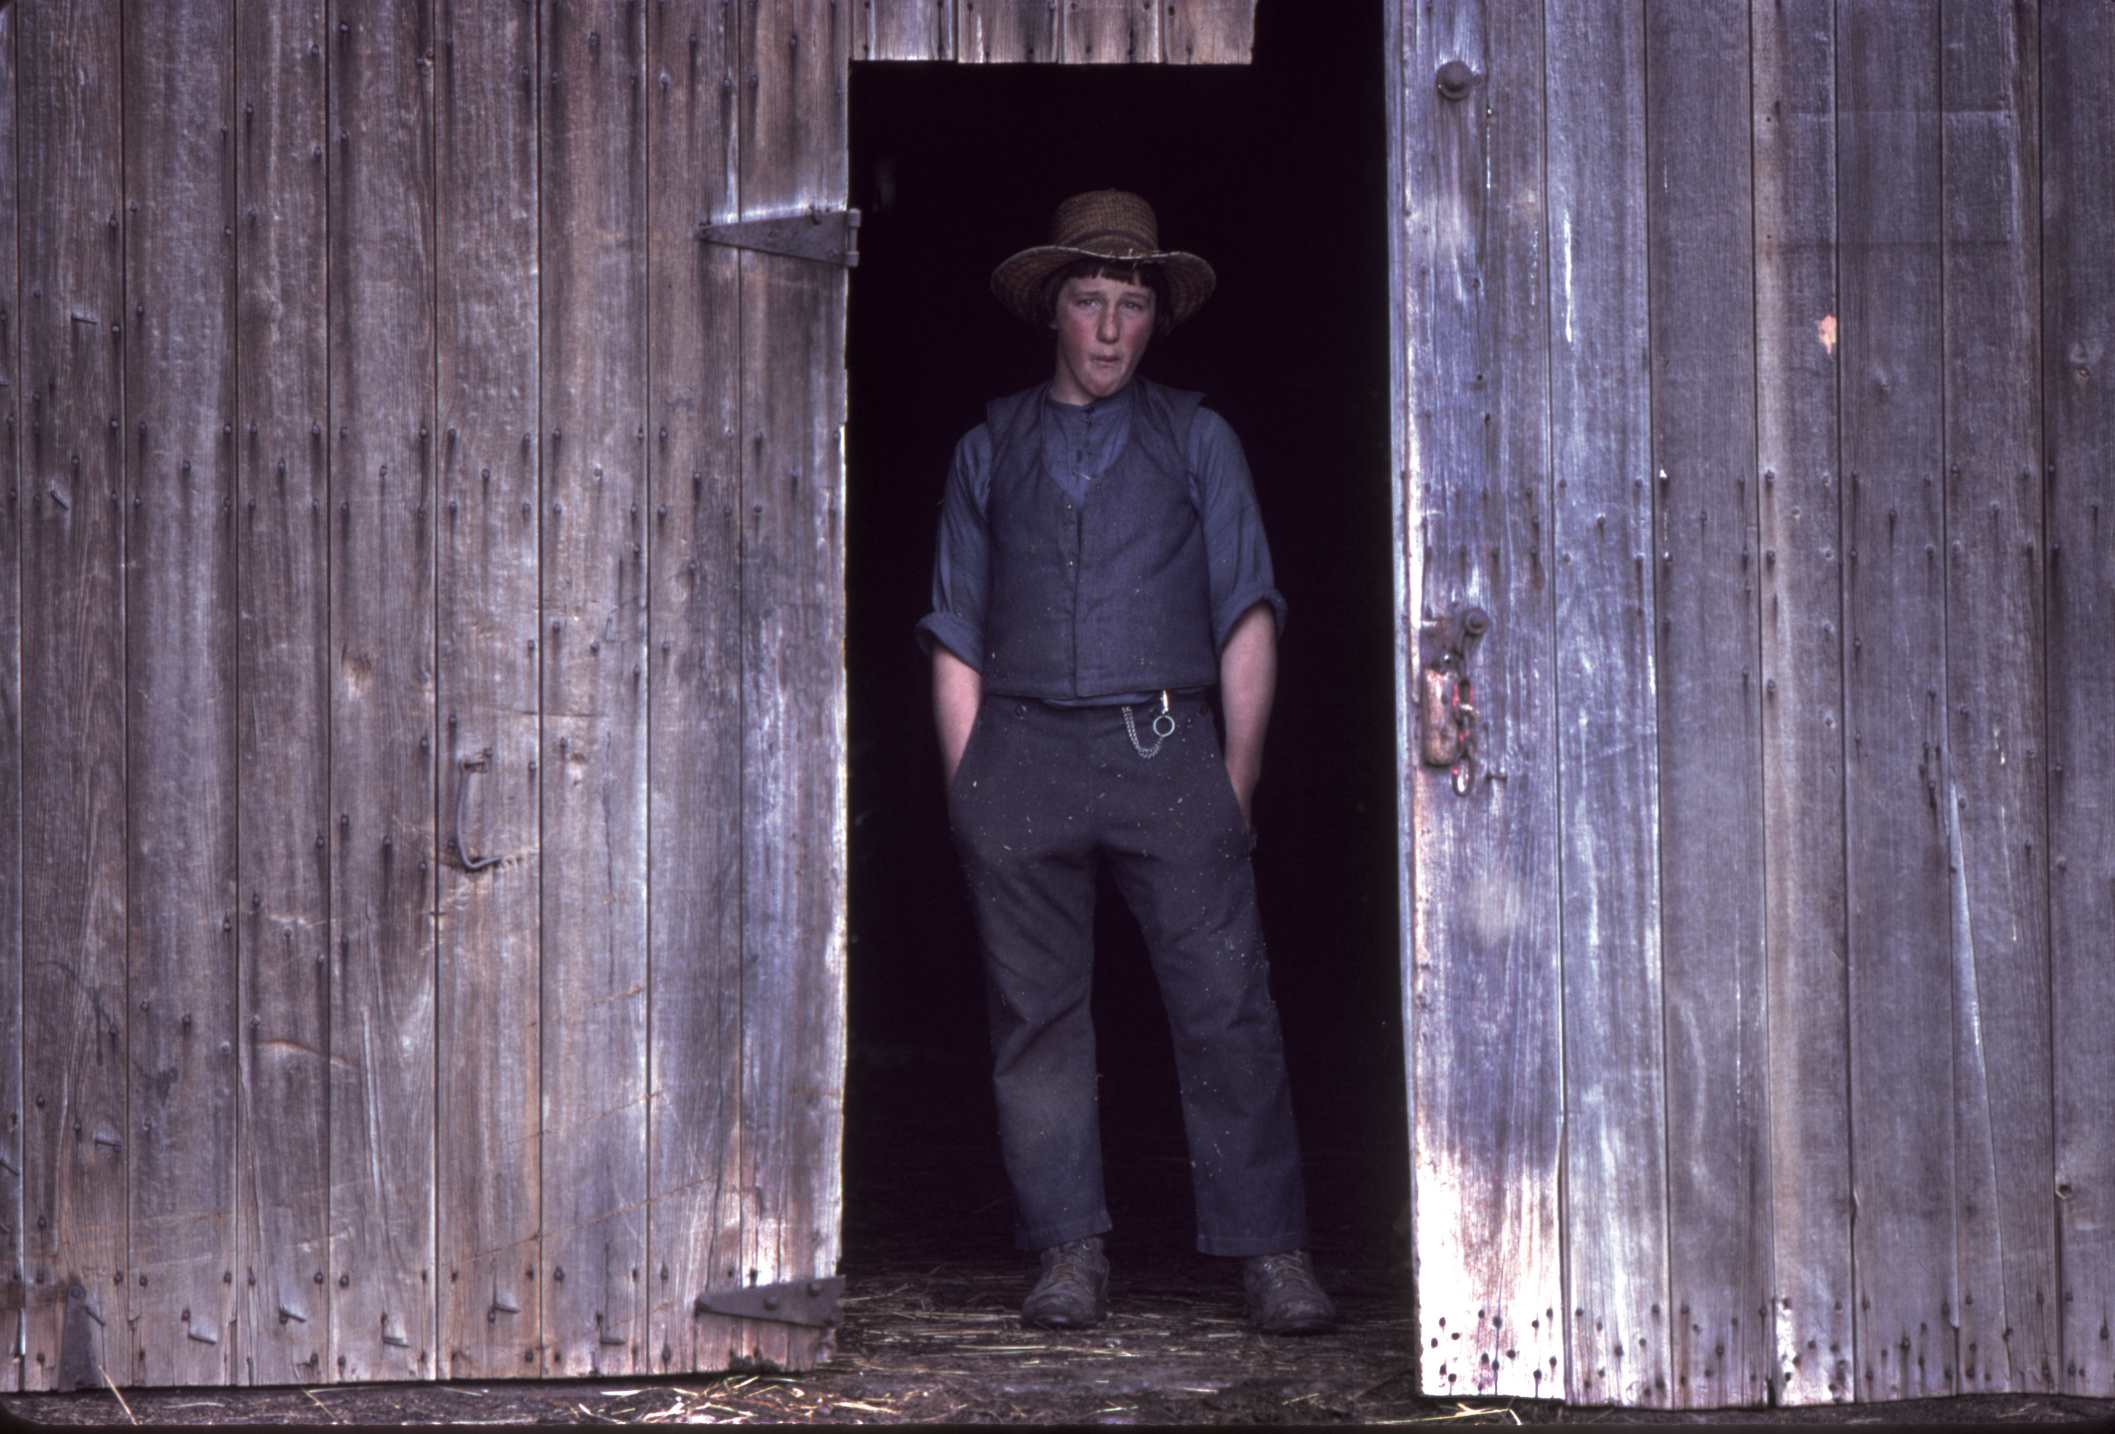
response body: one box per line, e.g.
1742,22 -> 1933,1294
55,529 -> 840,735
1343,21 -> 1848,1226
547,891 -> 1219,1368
1021,1236 -> 1109,1329
1243,1250 -> 1337,1334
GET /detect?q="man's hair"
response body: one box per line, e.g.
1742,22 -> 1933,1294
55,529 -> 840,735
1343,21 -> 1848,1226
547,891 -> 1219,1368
1039,258 -> 1174,336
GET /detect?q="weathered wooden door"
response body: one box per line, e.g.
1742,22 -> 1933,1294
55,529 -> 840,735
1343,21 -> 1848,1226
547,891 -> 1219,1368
1394,0 -> 2114,1411
0,0 -> 848,1389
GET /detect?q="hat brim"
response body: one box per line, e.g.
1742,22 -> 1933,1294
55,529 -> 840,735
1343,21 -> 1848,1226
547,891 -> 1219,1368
991,245 -> 1217,329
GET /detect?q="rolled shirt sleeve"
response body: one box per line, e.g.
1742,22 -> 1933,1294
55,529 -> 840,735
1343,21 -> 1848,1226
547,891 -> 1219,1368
1187,407 -> 1288,652
915,424 -> 993,670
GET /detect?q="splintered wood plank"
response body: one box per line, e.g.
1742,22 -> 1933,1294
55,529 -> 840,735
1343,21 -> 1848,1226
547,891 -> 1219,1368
1838,0 -> 1953,1402
1939,0 -> 2055,1394
645,0 -> 748,1378
0,3 -> 22,1396
1544,0 -> 1667,1409
1750,0 -> 1852,1406
857,0 -> 954,60
1644,0 -> 1771,1409
17,0 -> 132,1391
325,0 -> 437,1383
435,0 -> 541,1382
1061,0 -> 1157,63
1399,0 -> 1563,1402
122,0 -> 239,1387
539,0 -> 650,1380
234,0 -> 331,1387
1164,0 -> 1254,64
736,0 -> 848,1376
2043,0 -> 2115,1399
958,0 -> 1056,62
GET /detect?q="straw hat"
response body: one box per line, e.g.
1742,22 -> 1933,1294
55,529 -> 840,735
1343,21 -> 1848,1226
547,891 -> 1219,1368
991,190 -> 1216,329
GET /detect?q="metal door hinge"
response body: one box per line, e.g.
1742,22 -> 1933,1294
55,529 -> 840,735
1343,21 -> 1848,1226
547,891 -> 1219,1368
1417,605 -> 1489,795
698,207 -> 861,268
693,1275 -> 843,1328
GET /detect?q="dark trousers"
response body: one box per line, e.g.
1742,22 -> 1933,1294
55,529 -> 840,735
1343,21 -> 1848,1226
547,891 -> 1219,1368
947,692 -> 1309,1256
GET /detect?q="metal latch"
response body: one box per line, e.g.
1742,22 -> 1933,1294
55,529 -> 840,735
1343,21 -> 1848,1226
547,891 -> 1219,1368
693,1275 -> 843,1328
698,207 -> 861,268
1417,606 -> 1488,795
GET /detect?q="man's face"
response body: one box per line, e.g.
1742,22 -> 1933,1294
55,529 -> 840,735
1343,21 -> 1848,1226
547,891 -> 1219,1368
1048,272 -> 1156,405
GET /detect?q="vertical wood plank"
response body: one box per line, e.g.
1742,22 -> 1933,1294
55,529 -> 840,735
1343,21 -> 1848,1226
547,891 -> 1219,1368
17,0 -> 131,1391
1545,0 -> 1668,1409
645,0 -> 748,1377
736,0 -> 848,1375
234,0 -> 331,1386
958,0 -> 1056,63
2044,0 -> 2115,1399
434,0 -> 541,1382
1838,0 -> 1952,1402
1061,0 -> 1157,63
1751,0 -> 1853,1406
1400,0 -> 1564,1402
0,2 -> 22,1396
326,0 -> 437,1383
1644,0 -> 1772,1409
539,0 -> 649,1379
1164,0 -> 1255,64
122,0 -> 239,1388
1939,0 -> 2054,1394
857,0 -> 955,60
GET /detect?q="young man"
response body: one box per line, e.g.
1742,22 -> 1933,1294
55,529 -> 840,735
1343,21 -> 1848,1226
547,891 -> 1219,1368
916,190 -> 1335,1335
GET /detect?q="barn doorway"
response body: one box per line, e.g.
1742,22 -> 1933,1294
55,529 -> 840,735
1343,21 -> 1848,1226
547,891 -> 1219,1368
841,1 -> 1400,1290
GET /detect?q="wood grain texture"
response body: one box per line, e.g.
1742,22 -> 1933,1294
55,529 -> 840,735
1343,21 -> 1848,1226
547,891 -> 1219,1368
736,0 -> 848,1375
1544,0 -> 1668,1409
1939,0 -> 2055,1394
1164,0 -> 1254,64
434,0 -> 541,1382
538,0 -> 650,1380
121,0 -> 240,1387
17,0 -> 132,1391
958,0 -> 1056,62
2043,0 -> 2115,1398
234,0 -> 332,1389
325,0 -> 437,1383
1644,0 -> 1772,1409
1061,0 -> 1157,63
644,0 -> 749,1378
1838,0 -> 1953,1401
0,2 -> 23,1396
1750,0 -> 1853,1406
857,0 -> 954,60
1399,0 -> 1564,1402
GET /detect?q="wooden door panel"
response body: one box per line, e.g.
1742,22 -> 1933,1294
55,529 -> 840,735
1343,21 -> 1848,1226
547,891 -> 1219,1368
324,0 -> 438,1384
435,0 -> 543,1382
122,0 -> 240,1388
1396,0 -> 1565,1402
2044,0 -> 2115,1398
1545,0 -> 1669,1408
19,0 -> 131,1391
1752,0 -> 1854,1405
234,0 -> 333,1389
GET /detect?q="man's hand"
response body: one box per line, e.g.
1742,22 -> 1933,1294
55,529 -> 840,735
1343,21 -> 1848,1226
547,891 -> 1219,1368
933,648 -> 984,787
1218,603 -> 1277,832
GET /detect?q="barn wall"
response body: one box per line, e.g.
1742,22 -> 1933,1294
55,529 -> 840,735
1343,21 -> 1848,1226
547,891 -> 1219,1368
0,0 -> 852,1391
0,0 -> 1267,1396
1396,0 -> 2115,1410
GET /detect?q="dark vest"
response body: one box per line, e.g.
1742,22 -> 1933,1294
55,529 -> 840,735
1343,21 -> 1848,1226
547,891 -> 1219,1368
981,380 -> 1219,700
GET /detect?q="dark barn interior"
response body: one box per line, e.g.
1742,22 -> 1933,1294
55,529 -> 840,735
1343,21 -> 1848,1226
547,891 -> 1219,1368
841,3 -> 1405,1282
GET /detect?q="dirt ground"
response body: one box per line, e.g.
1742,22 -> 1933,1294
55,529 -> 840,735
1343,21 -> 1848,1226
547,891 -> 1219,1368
1,1245 -> 2108,1428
